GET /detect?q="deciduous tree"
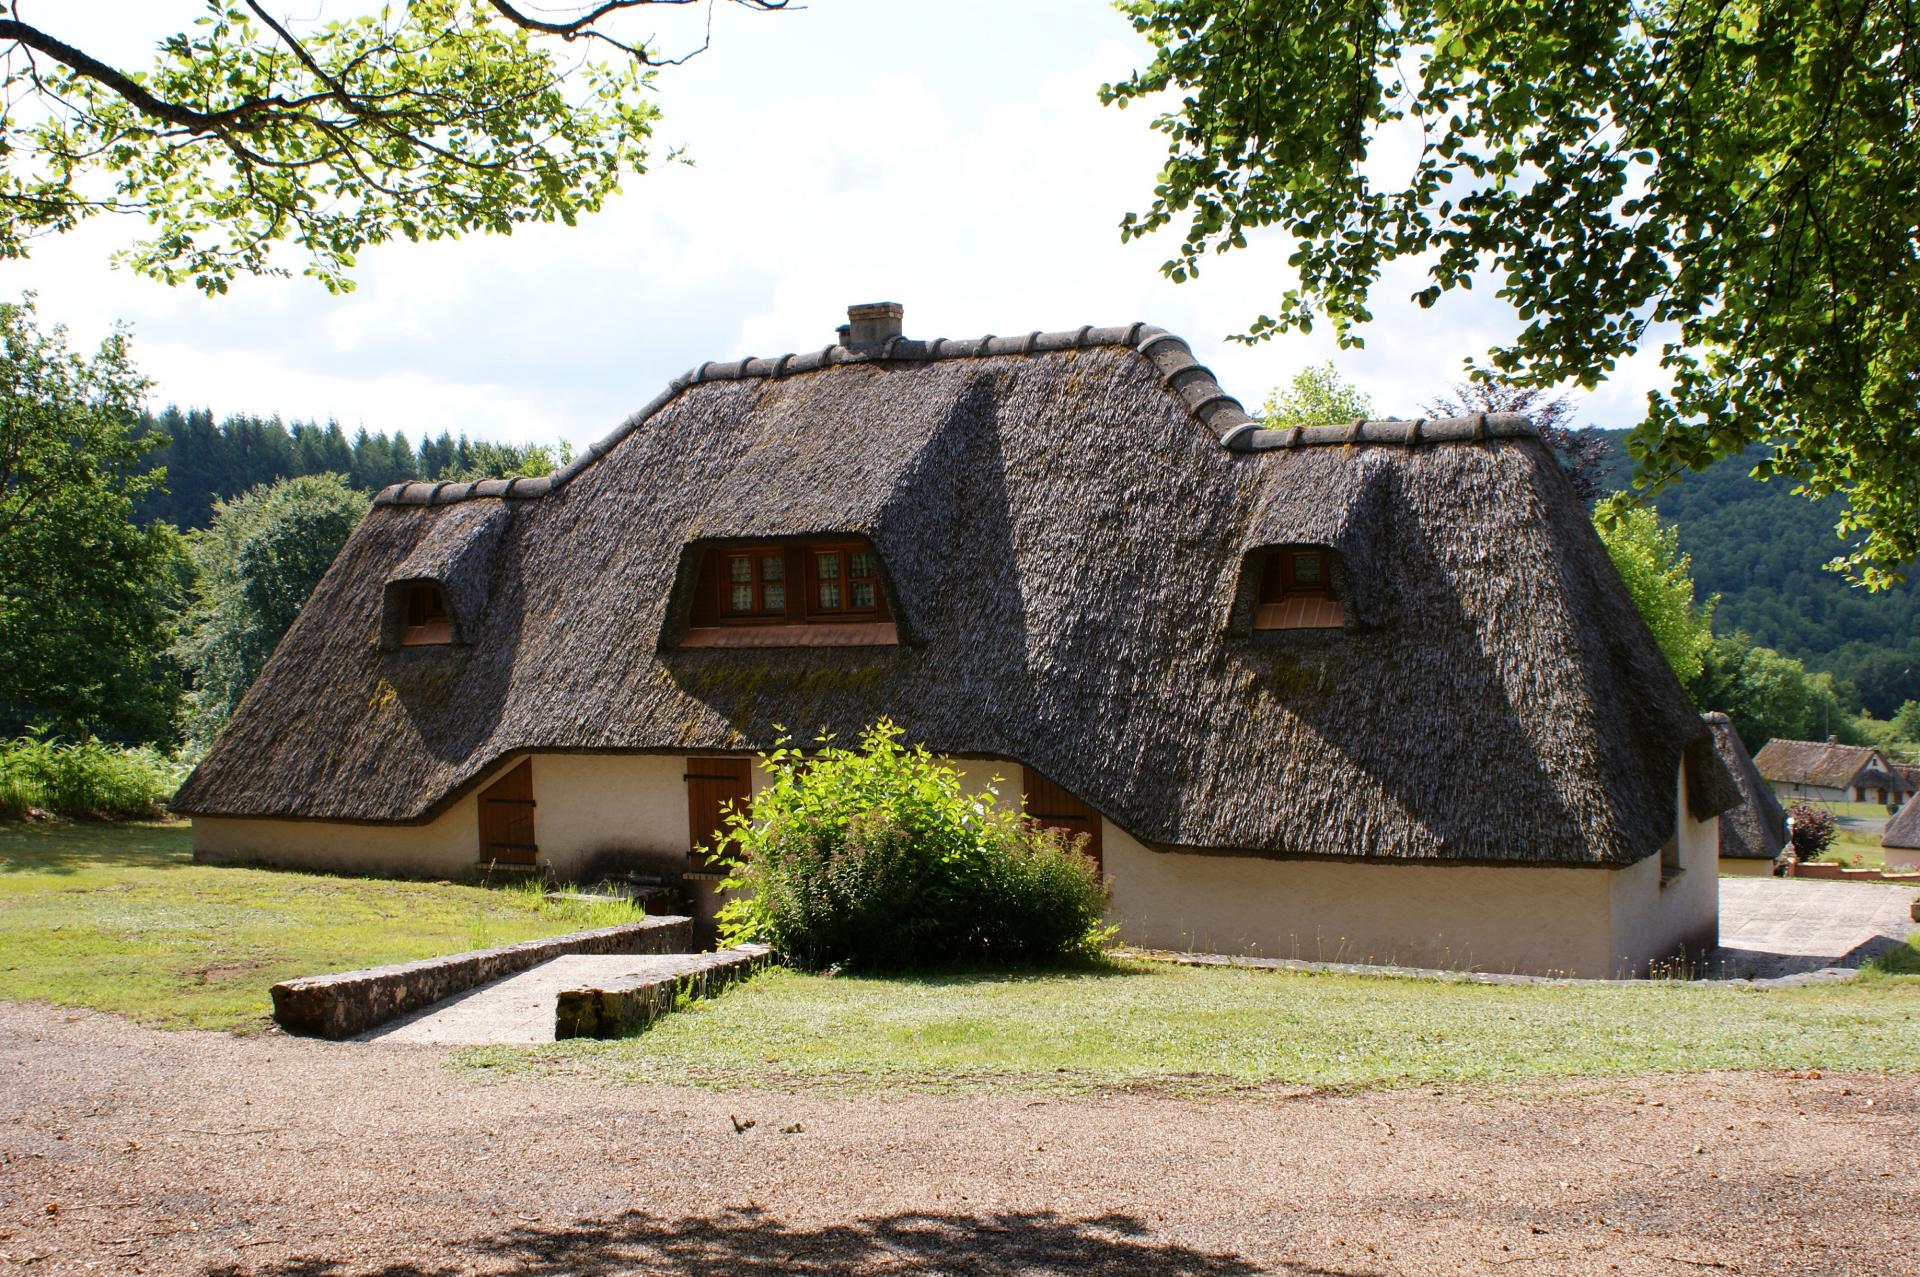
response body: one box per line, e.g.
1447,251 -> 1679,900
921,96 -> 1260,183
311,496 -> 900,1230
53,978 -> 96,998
0,0 -> 786,292
1594,495 -> 1715,684
1104,0 -> 1920,584
0,296 -> 183,740
173,472 -> 364,744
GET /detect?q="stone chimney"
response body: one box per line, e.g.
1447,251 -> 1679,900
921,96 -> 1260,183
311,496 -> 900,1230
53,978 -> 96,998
843,301 -> 904,346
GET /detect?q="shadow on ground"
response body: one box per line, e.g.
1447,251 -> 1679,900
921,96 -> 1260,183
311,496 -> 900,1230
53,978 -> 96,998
202,1206 -> 1367,1276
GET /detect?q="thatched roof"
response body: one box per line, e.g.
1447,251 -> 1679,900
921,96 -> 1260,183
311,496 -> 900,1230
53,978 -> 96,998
1885,792 -> 1920,850
1702,713 -> 1788,861
1752,738 -> 1915,794
174,317 -> 1735,867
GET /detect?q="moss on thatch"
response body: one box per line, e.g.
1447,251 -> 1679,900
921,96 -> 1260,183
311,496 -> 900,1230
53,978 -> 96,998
174,323 -> 1734,867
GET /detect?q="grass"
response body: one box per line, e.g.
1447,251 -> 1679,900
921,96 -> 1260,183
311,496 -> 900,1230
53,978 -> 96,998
458,957 -> 1920,1096
1785,798 -> 1901,820
0,820 -> 644,1032
1823,827 -> 1896,870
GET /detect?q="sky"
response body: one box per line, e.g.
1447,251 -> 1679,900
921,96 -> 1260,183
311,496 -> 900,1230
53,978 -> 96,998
8,1 -> 1671,450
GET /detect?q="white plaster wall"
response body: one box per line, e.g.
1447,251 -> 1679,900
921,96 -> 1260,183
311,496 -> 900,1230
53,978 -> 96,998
1606,765 -> 1720,975
192,788 -> 488,879
532,754 -> 698,880
1102,821 -> 1622,977
193,754 -> 712,880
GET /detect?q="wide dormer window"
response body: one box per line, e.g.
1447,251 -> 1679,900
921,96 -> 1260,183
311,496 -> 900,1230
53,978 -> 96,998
681,538 -> 897,648
1255,546 -> 1344,630
401,582 -> 453,645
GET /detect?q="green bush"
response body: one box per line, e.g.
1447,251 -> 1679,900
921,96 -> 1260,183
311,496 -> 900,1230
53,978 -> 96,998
715,721 -> 1112,970
0,735 -> 189,821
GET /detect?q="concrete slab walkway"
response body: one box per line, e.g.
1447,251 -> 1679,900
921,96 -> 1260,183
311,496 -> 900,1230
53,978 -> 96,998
360,953 -> 723,1045
1713,876 -> 1916,979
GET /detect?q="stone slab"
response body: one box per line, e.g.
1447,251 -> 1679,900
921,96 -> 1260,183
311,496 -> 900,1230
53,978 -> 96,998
555,945 -> 772,1039
270,916 -> 693,1040
362,954 -> 721,1045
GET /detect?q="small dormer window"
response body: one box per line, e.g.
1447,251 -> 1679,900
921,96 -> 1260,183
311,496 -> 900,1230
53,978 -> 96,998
1255,546 -> 1344,630
401,583 -> 453,646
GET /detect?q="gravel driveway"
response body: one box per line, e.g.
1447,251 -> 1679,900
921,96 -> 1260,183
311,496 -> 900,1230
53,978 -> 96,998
3,1002 -> 1916,1276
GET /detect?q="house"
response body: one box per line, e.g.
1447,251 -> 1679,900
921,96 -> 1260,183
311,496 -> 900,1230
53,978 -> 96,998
1883,795 -> 1920,871
173,303 -> 1737,978
1703,713 -> 1788,874
1753,737 -> 1914,808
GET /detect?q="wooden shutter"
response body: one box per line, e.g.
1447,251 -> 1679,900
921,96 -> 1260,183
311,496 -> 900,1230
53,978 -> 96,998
477,759 -> 537,866
1023,766 -> 1102,871
686,757 -> 753,868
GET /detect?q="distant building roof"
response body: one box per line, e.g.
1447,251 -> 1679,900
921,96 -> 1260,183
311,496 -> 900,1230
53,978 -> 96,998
1753,737 -> 1914,794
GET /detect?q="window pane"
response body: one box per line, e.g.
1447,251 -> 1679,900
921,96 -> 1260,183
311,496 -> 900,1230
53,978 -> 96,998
818,582 -> 841,610
729,556 -> 753,583
849,551 -> 873,579
815,552 -> 840,581
1291,552 -> 1323,585
730,584 -> 754,612
851,582 -> 874,609
761,556 -> 784,582
763,583 -> 785,611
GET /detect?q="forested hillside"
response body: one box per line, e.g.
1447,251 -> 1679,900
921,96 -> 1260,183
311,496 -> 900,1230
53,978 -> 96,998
1594,431 -> 1919,719
134,406 -> 570,529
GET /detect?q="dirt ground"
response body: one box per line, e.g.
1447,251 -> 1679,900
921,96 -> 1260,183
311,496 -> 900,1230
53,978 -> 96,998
2,1002 -> 1915,1277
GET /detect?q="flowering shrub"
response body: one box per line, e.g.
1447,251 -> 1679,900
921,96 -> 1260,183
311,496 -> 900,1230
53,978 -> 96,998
1786,803 -> 1837,862
714,721 -> 1111,970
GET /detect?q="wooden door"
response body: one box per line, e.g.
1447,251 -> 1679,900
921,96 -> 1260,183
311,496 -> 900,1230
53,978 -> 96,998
686,757 -> 753,868
477,759 -> 537,866
1023,766 -> 1102,871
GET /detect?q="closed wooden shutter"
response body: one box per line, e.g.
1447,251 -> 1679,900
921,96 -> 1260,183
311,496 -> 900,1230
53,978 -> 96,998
686,757 -> 753,868
1023,766 -> 1102,871
477,759 -> 537,866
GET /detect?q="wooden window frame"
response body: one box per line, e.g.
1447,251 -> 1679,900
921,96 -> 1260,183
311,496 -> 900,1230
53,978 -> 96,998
802,542 -> 883,621
690,539 -> 894,635
1253,546 -> 1344,631
401,582 -> 454,646
717,547 -> 790,622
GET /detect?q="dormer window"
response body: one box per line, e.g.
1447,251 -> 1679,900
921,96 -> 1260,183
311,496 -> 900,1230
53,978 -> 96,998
1255,546 -> 1344,630
721,548 -> 787,619
681,538 -> 897,648
401,583 -> 453,646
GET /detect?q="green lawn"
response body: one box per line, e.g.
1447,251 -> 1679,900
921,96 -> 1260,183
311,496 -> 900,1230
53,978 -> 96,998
0,820 -> 643,1032
461,954 -> 1920,1095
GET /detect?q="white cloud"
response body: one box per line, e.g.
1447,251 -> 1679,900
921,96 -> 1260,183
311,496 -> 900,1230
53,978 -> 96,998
5,0 -> 1668,446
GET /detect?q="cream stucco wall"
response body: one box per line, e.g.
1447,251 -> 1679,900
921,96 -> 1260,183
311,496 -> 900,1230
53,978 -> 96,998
1886,845 -> 1920,871
193,751 -> 1715,978
1717,855 -> 1776,877
1103,823 -> 1621,977
193,753 -> 708,880
1607,767 -> 1719,974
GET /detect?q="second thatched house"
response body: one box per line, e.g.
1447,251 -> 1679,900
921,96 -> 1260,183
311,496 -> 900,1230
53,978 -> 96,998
1702,713 -> 1788,874
1754,737 -> 1914,809
173,304 -> 1737,978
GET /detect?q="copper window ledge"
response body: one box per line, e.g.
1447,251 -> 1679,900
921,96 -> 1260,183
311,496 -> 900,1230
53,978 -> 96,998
1254,595 -> 1345,631
681,622 -> 899,648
